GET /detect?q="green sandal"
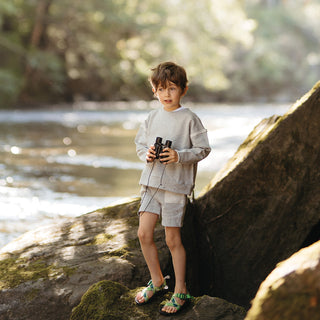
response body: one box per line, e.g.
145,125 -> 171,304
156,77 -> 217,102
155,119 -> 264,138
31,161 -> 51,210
135,276 -> 169,306
159,292 -> 193,316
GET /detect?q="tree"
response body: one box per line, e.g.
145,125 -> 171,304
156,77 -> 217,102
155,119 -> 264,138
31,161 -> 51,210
1,0 -> 319,106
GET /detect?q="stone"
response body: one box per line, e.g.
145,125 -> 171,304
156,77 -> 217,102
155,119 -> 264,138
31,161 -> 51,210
0,199 -> 171,320
245,240 -> 320,320
69,280 -> 246,320
185,81 -> 320,307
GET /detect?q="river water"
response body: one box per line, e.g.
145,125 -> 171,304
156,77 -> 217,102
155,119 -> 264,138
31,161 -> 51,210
0,101 -> 290,248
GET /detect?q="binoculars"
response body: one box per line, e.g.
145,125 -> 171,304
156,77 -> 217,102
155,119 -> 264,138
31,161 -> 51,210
154,137 -> 172,159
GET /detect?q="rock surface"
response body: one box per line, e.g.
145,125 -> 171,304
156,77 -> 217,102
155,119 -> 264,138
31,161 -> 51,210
245,240 -> 320,320
70,280 -> 246,320
187,81 -> 320,307
0,199 -> 171,320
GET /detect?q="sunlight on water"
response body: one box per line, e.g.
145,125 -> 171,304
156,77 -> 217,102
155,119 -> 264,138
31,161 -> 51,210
0,102 -> 290,247
53,154 -> 145,170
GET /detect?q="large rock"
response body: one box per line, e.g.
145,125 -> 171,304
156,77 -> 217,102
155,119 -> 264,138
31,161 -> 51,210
0,194 -> 245,320
0,199 -> 171,320
187,81 -> 320,307
245,240 -> 320,320
69,280 -> 246,320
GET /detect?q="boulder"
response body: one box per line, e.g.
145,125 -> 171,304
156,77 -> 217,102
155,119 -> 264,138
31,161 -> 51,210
70,280 -> 246,320
187,81 -> 320,307
245,240 -> 320,320
0,199 -> 171,320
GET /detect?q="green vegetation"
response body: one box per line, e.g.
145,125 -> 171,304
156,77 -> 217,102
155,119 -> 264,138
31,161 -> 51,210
1,0 -> 320,107
70,280 -> 173,320
0,257 -> 49,289
87,233 -> 115,246
70,281 -> 141,320
0,255 -> 76,289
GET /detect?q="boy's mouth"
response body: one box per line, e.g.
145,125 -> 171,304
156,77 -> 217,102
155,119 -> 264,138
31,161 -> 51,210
164,99 -> 172,103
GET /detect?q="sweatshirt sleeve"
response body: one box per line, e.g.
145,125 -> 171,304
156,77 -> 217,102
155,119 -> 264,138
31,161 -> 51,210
177,117 -> 211,164
135,119 -> 149,162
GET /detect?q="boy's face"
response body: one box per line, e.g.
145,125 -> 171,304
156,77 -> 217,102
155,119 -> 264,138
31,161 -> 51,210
152,81 -> 187,111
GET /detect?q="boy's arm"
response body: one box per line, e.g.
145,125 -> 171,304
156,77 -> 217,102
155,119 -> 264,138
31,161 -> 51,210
177,117 -> 211,164
177,131 -> 211,164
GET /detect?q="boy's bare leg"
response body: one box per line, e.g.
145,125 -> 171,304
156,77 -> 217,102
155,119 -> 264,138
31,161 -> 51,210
136,212 -> 164,303
162,226 -> 187,314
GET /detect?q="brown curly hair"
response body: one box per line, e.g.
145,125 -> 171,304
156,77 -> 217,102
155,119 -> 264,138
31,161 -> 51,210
150,62 -> 188,93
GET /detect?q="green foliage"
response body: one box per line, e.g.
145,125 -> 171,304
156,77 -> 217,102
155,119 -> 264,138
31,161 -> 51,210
0,0 -> 320,107
227,0 -> 320,101
0,69 -> 22,107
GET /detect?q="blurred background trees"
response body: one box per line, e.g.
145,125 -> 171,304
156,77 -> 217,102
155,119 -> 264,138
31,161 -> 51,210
0,0 -> 319,107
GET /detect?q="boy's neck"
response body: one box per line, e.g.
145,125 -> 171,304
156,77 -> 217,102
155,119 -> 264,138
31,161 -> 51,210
163,104 -> 182,112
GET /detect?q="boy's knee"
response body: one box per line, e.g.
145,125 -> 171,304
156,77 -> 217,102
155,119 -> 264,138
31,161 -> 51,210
138,228 -> 153,245
165,237 -> 174,250
165,233 -> 181,250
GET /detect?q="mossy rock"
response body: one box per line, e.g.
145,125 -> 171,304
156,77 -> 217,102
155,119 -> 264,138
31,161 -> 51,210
0,198 -> 170,320
70,280 -> 156,320
70,280 -> 246,320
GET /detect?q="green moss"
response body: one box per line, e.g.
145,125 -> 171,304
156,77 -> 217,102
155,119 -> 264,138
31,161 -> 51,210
62,266 -> 77,277
127,237 -> 140,249
109,246 -> 130,258
86,233 -> 115,246
0,256 -> 77,289
70,281 -> 176,320
0,257 -> 50,289
70,281 -> 136,320
24,288 -> 40,302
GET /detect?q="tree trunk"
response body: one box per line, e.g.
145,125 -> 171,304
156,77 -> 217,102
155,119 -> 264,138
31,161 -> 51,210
20,0 -> 53,104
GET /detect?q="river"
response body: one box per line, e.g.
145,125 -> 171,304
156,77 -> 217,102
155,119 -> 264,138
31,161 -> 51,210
0,101 -> 291,248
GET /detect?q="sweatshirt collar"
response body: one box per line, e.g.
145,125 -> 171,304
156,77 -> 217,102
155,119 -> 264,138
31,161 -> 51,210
162,106 -> 186,112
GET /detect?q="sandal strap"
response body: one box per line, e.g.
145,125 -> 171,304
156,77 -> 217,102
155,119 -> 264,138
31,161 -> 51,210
172,292 -> 193,300
142,277 -> 169,300
164,296 -> 180,309
162,293 -> 192,311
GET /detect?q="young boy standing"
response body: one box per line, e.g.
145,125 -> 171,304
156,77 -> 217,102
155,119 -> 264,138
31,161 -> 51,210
134,62 -> 211,316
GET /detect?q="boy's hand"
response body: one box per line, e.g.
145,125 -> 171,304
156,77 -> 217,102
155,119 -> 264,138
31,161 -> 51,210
146,145 -> 156,162
160,148 -> 178,164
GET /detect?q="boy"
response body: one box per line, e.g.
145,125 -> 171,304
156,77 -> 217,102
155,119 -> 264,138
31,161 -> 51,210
134,62 -> 211,316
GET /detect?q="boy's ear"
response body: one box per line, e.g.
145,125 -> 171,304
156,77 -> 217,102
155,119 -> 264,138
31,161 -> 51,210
152,87 -> 158,98
182,86 -> 188,96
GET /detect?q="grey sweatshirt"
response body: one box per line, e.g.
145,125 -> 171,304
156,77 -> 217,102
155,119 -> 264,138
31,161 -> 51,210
135,107 -> 211,195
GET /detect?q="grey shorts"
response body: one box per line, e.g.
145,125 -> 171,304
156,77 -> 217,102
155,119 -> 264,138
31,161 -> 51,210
139,186 -> 187,227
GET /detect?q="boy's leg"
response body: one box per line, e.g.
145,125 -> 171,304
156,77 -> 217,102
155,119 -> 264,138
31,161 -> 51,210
162,226 -> 187,314
136,212 -> 164,303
